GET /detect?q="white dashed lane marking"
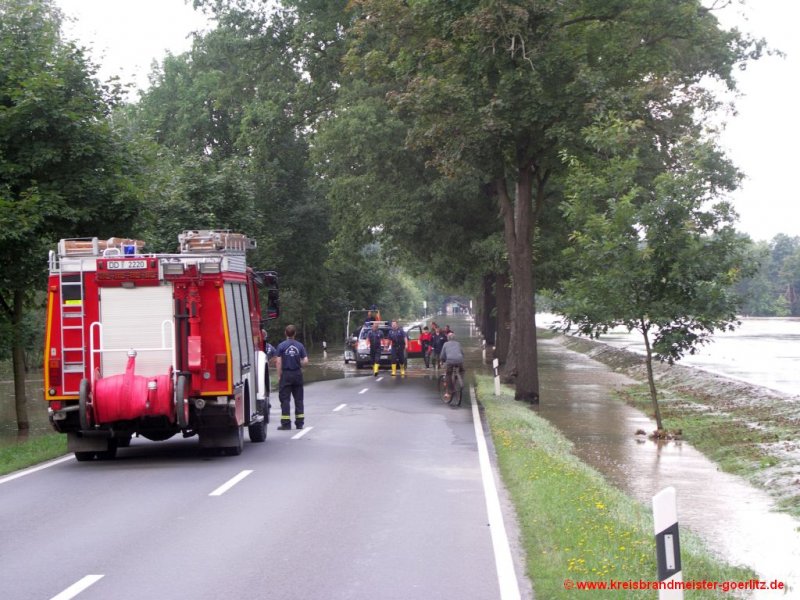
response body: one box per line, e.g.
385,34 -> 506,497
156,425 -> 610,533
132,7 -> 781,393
292,427 -> 313,440
50,575 -> 104,600
209,470 -> 253,496
334,403 -> 348,411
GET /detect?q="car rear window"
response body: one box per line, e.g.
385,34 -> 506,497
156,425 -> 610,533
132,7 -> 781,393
359,325 -> 390,339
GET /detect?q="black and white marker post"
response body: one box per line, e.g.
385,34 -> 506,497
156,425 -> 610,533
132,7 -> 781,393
493,358 -> 500,396
653,486 -> 683,599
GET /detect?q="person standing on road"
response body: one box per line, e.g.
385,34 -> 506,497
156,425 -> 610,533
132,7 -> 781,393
420,326 -> 433,368
431,326 -> 448,369
440,332 -> 465,401
388,320 -> 407,377
367,321 -> 384,377
275,324 -> 308,430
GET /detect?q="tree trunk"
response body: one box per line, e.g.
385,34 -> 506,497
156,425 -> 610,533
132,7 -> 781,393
641,324 -> 663,431
496,168 -> 539,403
480,273 -> 496,347
12,290 -> 30,431
494,271 -> 511,364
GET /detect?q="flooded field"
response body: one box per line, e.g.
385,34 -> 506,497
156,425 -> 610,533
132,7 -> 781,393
538,313 -> 800,397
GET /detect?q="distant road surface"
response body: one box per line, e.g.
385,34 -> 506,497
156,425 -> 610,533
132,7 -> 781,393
0,373 -> 527,600
538,313 -> 800,396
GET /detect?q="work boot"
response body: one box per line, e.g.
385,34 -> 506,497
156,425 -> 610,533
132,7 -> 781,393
400,367 -> 406,377
391,364 -> 397,376
295,422 -> 304,430
278,423 -> 292,430
373,363 -> 379,376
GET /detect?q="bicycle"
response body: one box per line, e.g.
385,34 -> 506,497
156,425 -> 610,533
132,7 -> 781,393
438,362 -> 464,406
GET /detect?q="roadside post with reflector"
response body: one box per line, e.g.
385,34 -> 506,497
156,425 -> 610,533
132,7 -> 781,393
653,486 -> 683,599
493,358 -> 500,396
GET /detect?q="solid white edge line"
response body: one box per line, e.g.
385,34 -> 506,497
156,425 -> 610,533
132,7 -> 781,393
471,386 -> 522,600
49,574 -> 104,600
333,403 -> 348,411
0,454 -> 74,486
292,426 -> 313,440
209,469 -> 254,497
359,387 -> 369,394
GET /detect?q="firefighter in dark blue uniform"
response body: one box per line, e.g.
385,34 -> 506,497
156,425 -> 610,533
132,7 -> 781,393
367,321 -> 384,377
388,320 -> 407,377
275,324 -> 308,430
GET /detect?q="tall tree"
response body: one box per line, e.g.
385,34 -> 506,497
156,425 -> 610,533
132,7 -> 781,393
133,4 -> 336,337
343,0 -> 760,402
556,118 -> 754,431
0,0 -> 138,429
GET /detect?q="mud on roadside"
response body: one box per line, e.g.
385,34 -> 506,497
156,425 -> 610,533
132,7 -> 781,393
550,332 -> 800,517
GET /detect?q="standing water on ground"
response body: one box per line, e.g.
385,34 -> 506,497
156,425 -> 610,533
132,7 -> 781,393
538,313 -> 800,396
533,335 -> 799,597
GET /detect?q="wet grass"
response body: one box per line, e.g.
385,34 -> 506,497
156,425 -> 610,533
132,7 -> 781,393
619,384 -> 800,517
0,433 -> 67,476
476,375 -> 756,599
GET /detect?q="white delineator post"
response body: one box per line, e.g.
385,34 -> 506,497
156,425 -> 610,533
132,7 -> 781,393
493,358 -> 500,396
482,339 -> 486,363
653,487 -> 683,599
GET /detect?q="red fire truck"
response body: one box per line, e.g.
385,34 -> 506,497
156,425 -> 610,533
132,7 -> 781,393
43,230 -> 279,460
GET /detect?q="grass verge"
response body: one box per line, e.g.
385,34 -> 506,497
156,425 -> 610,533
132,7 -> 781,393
0,433 -> 67,476
476,375 -> 755,599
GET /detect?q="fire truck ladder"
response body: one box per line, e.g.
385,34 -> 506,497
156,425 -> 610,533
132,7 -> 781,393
59,261 -> 87,395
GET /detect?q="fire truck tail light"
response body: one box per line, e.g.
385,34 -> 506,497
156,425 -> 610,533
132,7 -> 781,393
163,263 -> 185,276
50,401 -> 62,411
215,354 -> 228,380
48,358 -> 62,386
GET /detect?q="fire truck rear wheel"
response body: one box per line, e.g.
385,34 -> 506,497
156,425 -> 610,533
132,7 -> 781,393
248,418 -> 267,443
176,375 -> 189,429
79,378 -> 92,430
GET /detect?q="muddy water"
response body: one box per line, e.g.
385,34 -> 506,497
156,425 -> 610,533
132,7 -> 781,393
535,336 -> 800,597
538,313 -> 800,397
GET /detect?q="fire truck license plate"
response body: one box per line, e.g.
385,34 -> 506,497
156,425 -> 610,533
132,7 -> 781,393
107,260 -> 147,270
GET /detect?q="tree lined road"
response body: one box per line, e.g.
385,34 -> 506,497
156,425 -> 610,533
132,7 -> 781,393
0,373 -> 523,600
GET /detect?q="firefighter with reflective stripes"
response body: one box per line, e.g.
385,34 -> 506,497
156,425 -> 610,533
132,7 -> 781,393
367,321 -> 384,376
275,324 -> 308,430
388,320 -> 407,377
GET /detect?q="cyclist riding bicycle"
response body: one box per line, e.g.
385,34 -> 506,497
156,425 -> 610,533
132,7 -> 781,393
439,332 -> 465,401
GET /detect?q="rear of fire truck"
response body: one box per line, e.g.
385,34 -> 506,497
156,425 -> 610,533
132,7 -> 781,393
44,231 -> 279,460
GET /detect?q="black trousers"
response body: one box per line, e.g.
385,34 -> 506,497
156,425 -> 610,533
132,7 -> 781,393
279,369 -> 304,426
370,346 -> 382,364
391,346 -> 406,367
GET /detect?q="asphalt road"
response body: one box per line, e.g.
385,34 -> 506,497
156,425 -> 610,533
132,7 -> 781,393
0,369 -> 525,600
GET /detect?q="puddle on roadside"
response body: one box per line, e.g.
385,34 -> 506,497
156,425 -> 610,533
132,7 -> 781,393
535,337 -> 800,597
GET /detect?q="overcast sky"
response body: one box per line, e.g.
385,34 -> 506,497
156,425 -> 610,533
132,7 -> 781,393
55,0 -> 800,243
